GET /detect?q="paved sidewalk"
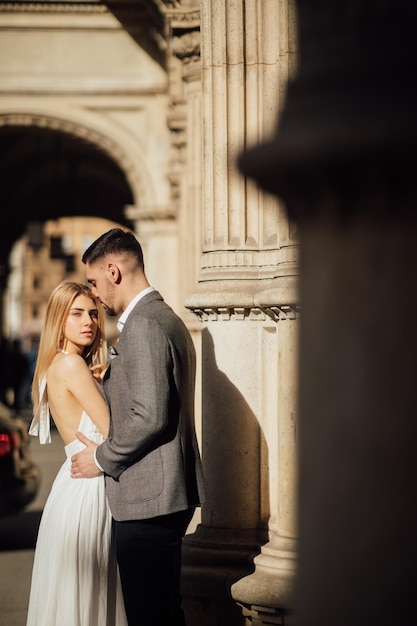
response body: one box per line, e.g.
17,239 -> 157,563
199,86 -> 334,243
0,429 -> 63,626
0,549 -> 33,626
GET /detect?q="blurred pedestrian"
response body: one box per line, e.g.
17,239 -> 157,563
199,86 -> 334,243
9,339 -> 29,414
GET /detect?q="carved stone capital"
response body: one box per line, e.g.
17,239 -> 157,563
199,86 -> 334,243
172,30 -> 200,61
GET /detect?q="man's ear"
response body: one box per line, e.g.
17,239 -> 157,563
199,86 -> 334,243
108,263 -> 121,284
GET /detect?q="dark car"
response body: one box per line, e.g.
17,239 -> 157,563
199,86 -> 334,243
0,405 -> 41,517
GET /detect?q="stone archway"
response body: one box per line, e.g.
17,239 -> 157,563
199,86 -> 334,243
0,110 -> 148,213
0,112 -> 147,336
0,107 -> 156,269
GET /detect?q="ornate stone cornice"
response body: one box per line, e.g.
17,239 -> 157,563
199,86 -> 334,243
157,0 -> 200,28
263,304 -> 300,322
0,2 -> 165,33
189,305 -> 300,323
0,1 -> 166,54
0,2 -> 107,13
0,1 -> 156,15
185,272 -> 299,320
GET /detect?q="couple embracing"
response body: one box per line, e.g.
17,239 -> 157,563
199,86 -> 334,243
26,228 -> 206,626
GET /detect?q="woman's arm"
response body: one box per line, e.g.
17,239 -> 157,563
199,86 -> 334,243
50,354 -> 110,439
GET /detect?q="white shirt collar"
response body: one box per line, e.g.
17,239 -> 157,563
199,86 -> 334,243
117,286 -> 155,332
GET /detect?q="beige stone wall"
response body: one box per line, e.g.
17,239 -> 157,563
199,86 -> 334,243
0,2 -> 182,316
181,2 -> 299,624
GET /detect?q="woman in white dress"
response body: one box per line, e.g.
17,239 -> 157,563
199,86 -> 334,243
26,281 -> 127,626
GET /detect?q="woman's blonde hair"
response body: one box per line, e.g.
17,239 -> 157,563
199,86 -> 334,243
31,281 -> 106,414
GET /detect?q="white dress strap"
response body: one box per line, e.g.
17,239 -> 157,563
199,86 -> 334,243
28,376 -> 51,444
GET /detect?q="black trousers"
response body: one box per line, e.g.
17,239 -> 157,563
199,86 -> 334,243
114,508 -> 195,626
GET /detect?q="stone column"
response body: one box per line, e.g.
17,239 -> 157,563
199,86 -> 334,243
169,11 -> 203,330
238,2 -> 417,625
183,1 -> 298,624
231,307 -> 298,625
163,3 -> 203,533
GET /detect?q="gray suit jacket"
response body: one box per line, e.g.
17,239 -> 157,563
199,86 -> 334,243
96,290 -> 206,521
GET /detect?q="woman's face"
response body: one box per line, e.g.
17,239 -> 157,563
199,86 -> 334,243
63,294 -> 99,354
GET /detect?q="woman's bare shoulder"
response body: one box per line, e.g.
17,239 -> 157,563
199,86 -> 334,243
48,354 -> 93,396
48,352 -> 87,376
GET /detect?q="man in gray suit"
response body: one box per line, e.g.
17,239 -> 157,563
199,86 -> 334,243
71,228 -> 205,625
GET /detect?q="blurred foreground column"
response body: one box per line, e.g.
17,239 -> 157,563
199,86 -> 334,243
238,1 -> 417,625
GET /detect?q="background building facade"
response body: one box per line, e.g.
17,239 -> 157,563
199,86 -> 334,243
0,1 -> 298,624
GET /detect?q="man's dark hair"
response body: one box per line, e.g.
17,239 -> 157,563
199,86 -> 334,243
82,228 -> 144,268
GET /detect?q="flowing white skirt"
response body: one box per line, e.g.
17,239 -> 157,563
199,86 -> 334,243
26,415 -> 127,626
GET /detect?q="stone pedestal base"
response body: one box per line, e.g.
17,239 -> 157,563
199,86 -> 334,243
238,603 -> 295,626
181,525 -> 266,626
231,539 -> 297,626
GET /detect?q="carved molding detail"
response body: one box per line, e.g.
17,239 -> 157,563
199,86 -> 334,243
189,305 -> 300,323
263,304 -> 300,322
0,2 -> 165,34
159,0 -> 200,26
0,2 -> 107,13
167,10 -> 200,29
0,1 -> 157,15
172,30 -> 200,61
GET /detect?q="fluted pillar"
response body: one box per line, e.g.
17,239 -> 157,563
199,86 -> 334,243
231,310 -> 298,624
163,3 -> 203,536
183,1 -> 298,624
